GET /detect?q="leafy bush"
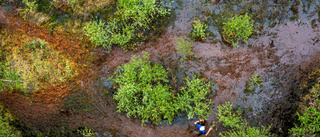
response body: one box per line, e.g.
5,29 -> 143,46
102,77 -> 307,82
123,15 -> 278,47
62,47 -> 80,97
222,13 -> 254,48
176,77 -> 213,119
175,37 -> 193,61
113,52 -> 213,125
113,52 -> 174,125
290,84 -> 320,136
216,102 -> 272,137
84,0 -> 172,51
84,20 -> 135,50
20,0 -> 38,20
190,20 -> 207,41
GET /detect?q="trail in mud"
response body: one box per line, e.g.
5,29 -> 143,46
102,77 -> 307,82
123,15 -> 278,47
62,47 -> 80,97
0,0 -> 320,137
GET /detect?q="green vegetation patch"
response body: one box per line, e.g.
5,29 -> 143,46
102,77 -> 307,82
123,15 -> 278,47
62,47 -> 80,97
190,20 -> 208,41
113,52 -> 213,125
20,0 -> 38,20
84,0 -> 172,51
0,104 -> 21,137
175,37 -> 194,62
216,102 -> 272,137
222,13 -> 254,48
0,32 -> 78,94
245,73 -> 262,93
290,68 -> 320,136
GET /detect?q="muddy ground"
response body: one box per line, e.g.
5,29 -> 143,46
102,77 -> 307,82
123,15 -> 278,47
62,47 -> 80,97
0,0 -> 320,137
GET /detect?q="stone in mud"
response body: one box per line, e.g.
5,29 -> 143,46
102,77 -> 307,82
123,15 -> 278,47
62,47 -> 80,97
0,7 -> 9,29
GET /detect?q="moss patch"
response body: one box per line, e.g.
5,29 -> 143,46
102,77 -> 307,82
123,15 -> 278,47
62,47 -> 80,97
0,31 -> 79,94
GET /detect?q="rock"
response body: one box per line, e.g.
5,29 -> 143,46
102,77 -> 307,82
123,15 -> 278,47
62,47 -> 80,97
0,7 -> 9,29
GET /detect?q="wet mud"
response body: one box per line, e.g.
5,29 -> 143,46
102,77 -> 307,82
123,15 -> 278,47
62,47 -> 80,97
0,0 -> 320,137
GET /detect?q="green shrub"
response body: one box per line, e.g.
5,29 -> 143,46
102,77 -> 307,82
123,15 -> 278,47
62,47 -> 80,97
176,77 -> 213,119
190,20 -> 207,41
217,102 -> 272,137
290,84 -> 320,136
84,0 -> 172,51
222,13 -> 254,48
20,0 -> 38,20
175,37 -> 193,61
113,52 -> 174,125
113,52 -> 213,125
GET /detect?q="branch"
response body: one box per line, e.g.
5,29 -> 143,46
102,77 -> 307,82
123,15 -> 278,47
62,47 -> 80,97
0,79 -> 24,83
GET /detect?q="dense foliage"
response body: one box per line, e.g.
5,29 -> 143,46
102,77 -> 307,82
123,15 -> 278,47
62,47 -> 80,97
113,52 -> 213,125
84,0 -> 172,51
290,84 -> 320,136
222,13 -> 254,48
216,102 -> 272,137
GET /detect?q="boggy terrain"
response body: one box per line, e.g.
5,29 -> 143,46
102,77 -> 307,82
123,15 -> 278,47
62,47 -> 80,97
0,0 -> 320,137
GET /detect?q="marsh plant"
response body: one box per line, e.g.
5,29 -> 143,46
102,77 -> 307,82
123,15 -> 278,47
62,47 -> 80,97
245,73 -> 262,93
190,20 -> 208,41
84,0 -> 172,51
216,102 -> 272,136
222,13 -> 254,48
175,37 -> 194,61
113,52 -> 213,125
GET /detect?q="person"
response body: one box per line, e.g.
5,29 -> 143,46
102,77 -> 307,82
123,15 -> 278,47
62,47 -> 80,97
194,119 -> 213,136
